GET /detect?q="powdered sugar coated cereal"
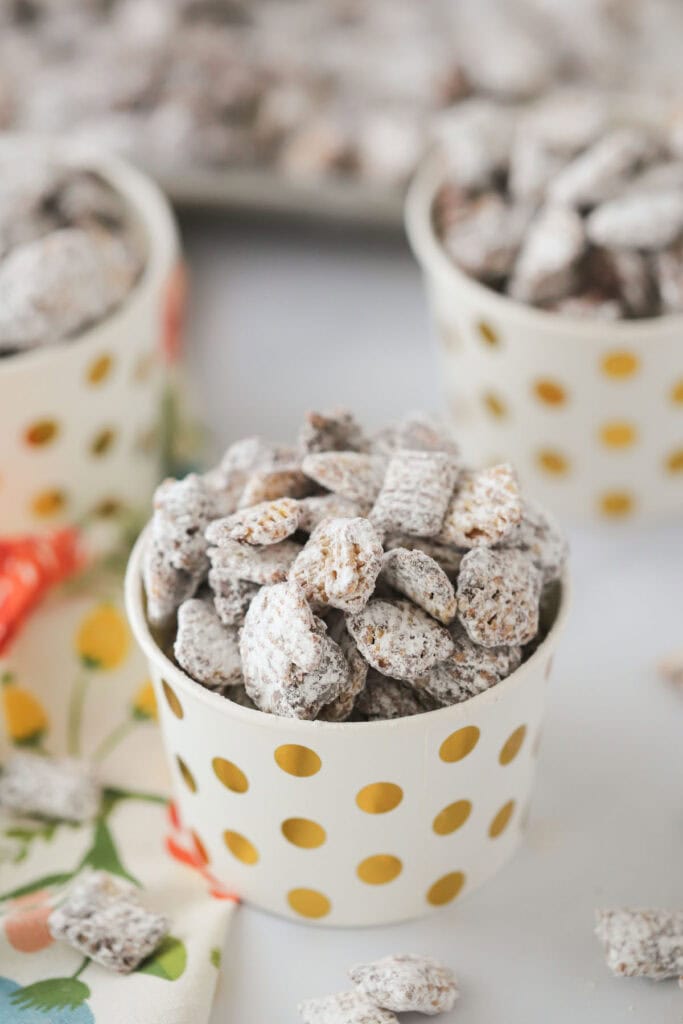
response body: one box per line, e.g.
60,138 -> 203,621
457,547 -> 541,647
349,953 -> 459,1015
290,516 -> 383,613
381,547 -> 456,624
347,599 -> 454,682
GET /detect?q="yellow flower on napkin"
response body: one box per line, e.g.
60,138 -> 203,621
132,680 -> 158,721
75,604 -> 129,670
1,673 -> 49,745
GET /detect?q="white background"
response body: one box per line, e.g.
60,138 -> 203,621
180,214 -> 683,1023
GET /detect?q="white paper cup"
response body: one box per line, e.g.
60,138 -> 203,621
406,153 -> 683,524
0,137 -> 181,536
125,527 -> 569,928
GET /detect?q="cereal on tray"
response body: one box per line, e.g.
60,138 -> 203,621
349,953 -> 459,1015
0,752 -> 100,823
298,990 -> 398,1024
0,160 -> 144,353
595,909 -> 683,980
433,100 -> 683,319
141,409 -> 566,721
48,871 -> 169,974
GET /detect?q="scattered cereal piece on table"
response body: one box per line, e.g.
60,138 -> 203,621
302,451 -> 386,506
370,450 -> 458,538
174,595 -> 242,689
0,752 -> 100,823
298,990 -> 398,1024
347,599 -> 454,682
381,547 -> 456,625
457,548 -> 541,647
48,871 -> 169,974
290,517 -> 383,613
595,909 -> 683,980
349,953 -> 459,1015
439,464 -> 522,549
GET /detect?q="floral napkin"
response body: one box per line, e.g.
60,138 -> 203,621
0,567 -> 237,1024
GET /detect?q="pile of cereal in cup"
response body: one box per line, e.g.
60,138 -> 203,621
0,157 -> 145,354
142,410 -> 567,722
432,92 -> 683,319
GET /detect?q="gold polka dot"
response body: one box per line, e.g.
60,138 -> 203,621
477,320 -> 499,346
24,419 -> 59,447
90,427 -> 116,456
536,449 -> 570,475
92,498 -> 124,518
599,491 -> 634,518
489,800 -> 516,838
427,871 -> 465,907
274,744 -> 321,778
287,888 -> 331,919
87,353 -> 114,385
665,448 -> 683,474
482,391 -> 507,419
162,680 -> 184,719
601,350 -> 639,379
224,830 -> 259,865
499,725 -> 527,766
192,830 -> 209,863
432,800 -> 472,836
176,755 -> 196,793
356,782 -> 403,815
671,380 -> 683,405
212,757 -> 248,794
533,378 -> 567,406
31,488 -> 66,518
439,726 -> 480,763
600,421 -> 637,449
357,854 -> 403,885
281,818 -> 326,849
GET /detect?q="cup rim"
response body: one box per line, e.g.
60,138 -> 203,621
0,134 -> 178,377
125,522 -> 571,736
404,150 -> 683,339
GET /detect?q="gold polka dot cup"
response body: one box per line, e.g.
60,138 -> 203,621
125,527 -> 569,927
406,152 -> 683,523
0,137 -> 180,537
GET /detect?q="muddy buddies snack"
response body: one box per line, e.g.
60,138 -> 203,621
0,159 -> 144,352
299,991 -> 398,1024
0,752 -> 100,823
349,954 -> 459,1015
48,871 -> 169,974
141,409 -> 566,721
434,97 -> 683,318
595,909 -> 683,980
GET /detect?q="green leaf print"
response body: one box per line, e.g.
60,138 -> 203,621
9,977 -> 91,1012
137,936 -> 187,980
0,870 -> 74,903
77,819 -> 140,887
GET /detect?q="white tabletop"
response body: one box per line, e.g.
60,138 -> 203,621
180,214 -> 683,1024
